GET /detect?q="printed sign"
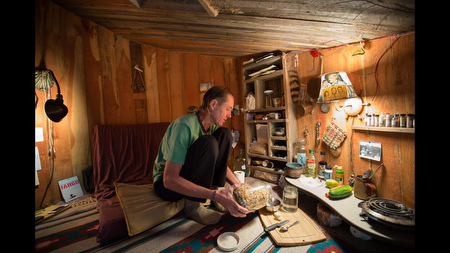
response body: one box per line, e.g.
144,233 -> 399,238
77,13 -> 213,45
58,176 -> 84,202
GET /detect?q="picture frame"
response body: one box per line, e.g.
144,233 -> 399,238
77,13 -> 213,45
359,141 -> 382,161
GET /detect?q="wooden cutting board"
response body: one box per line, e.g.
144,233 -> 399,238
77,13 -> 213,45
259,207 -> 326,246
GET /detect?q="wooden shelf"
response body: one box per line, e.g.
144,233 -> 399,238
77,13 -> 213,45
243,106 -> 285,113
352,125 -> 415,134
249,165 -> 285,175
244,69 -> 283,83
248,153 -> 287,162
245,119 -> 286,124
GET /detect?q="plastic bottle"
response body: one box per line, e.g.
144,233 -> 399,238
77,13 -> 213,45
234,148 -> 249,176
324,166 -> 333,180
334,165 -> 344,186
294,138 -> 308,172
306,149 -> 316,177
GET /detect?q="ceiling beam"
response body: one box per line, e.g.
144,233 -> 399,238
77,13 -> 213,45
127,0 -> 144,9
197,0 -> 219,17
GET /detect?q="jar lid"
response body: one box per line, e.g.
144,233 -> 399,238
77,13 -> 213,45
263,90 -> 274,95
309,149 -> 314,153
400,114 -> 406,116
217,232 -> 240,251
320,151 -> 325,155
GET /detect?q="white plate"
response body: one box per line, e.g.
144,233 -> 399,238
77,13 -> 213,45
217,232 -> 240,251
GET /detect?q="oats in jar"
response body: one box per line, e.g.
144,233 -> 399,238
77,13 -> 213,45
233,183 -> 270,212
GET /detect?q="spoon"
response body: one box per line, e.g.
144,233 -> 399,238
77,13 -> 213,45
280,221 -> 299,232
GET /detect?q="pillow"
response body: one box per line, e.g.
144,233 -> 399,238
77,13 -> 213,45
114,182 -> 185,236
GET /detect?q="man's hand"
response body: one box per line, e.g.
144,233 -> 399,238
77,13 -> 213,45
215,187 -> 248,218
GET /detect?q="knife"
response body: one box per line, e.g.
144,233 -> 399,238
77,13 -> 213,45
264,219 -> 289,232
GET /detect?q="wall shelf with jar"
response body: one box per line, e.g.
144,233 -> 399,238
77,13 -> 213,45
351,125 -> 415,134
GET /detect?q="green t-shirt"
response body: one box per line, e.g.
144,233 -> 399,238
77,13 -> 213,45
153,113 -> 218,183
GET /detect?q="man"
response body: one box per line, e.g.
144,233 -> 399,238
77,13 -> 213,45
153,86 -> 248,225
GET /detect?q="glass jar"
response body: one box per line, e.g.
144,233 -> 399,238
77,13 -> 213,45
385,113 -> 392,127
400,114 -> 406,128
366,114 -> 372,127
294,138 -> 308,168
282,185 -> 298,212
379,112 -> 385,127
392,114 -> 399,127
264,90 -> 273,108
407,114 -> 414,128
233,180 -> 271,213
234,148 -> 249,177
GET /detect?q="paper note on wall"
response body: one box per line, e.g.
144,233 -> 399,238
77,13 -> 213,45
35,169 -> 40,186
35,127 -> 44,142
35,147 -> 42,171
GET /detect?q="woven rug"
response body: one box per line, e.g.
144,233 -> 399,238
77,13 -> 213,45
35,199 -> 347,253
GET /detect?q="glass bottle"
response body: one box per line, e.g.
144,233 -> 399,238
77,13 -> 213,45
392,114 -> 399,127
318,151 -> 327,181
306,149 -> 316,177
234,148 -> 249,176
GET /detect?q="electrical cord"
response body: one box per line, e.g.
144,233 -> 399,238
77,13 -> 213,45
372,35 -> 401,102
38,89 -> 56,208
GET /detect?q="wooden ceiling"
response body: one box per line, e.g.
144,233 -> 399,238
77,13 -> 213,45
51,0 -> 415,57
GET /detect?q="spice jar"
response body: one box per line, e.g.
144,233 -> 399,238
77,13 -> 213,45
385,113 -> 392,127
400,114 -> 406,128
366,114 -> 372,127
407,114 -> 415,128
374,114 -> 379,127
379,112 -> 385,127
392,114 -> 399,127
233,180 -> 271,213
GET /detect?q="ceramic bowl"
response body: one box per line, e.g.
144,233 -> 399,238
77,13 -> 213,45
285,162 -> 303,178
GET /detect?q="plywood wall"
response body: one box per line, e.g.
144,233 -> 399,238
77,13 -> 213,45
35,0 -> 243,208
80,18 -> 243,157
35,0 -> 91,208
289,33 -> 415,208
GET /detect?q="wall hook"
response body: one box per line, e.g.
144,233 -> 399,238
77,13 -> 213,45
131,64 -> 146,91
352,41 -> 365,56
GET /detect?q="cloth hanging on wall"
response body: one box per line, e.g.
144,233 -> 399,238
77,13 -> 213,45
322,121 -> 347,150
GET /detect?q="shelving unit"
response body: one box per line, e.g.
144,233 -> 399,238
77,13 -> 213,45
352,125 -> 415,134
242,53 -> 297,177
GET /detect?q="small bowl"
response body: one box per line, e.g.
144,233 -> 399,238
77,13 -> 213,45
286,162 -> 303,178
265,197 -> 281,212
